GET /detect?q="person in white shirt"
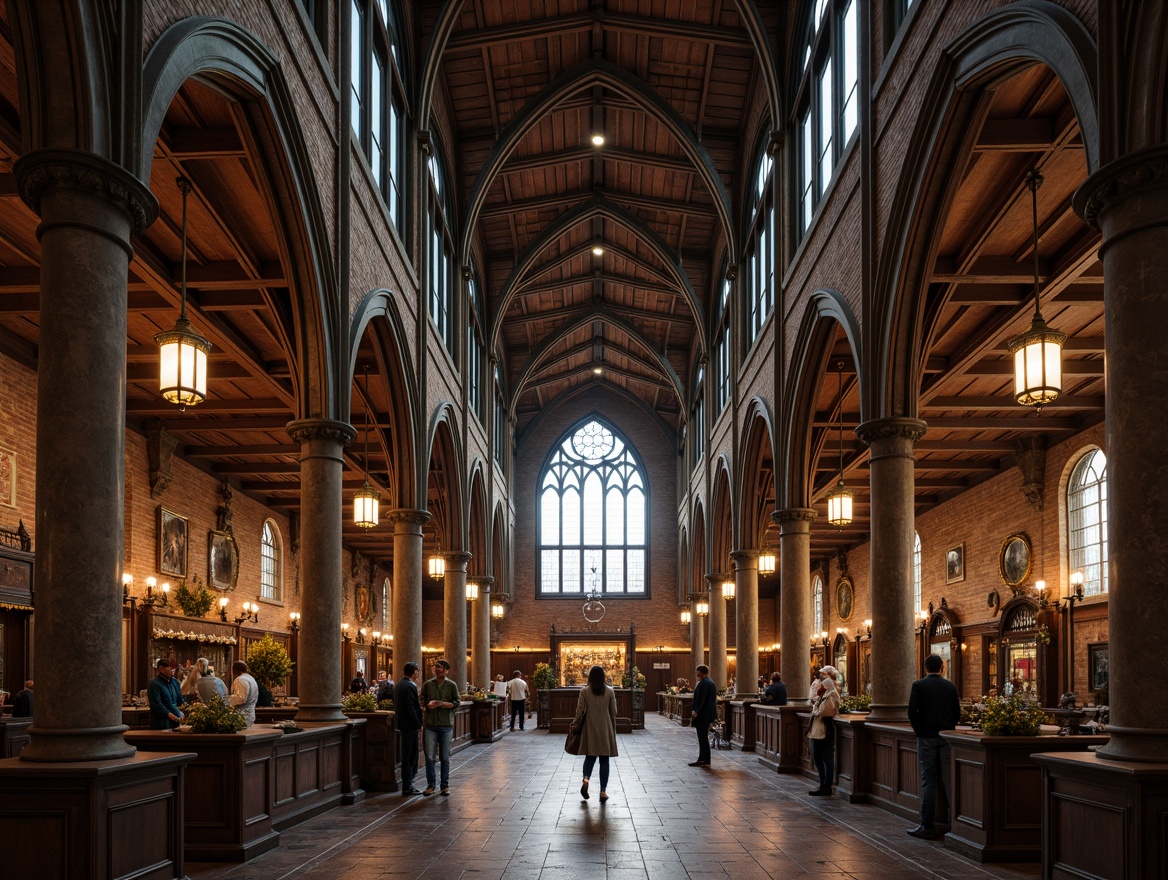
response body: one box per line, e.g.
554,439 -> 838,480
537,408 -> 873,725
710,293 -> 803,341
506,671 -> 529,731
229,660 -> 260,726
492,674 -> 508,699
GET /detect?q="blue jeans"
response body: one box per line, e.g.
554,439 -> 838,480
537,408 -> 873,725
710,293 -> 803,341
917,735 -> 951,828
424,726 -> 453,788
582,754 -> 610,790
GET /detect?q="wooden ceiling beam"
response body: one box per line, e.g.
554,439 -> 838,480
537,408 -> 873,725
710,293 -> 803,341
478,189 -> 712,220
965,358 -> 1104,376
974,117 -> 1058,150
164,126 -> 246,158
185,444 -> 300,457
158,416 -> 291,431
214,461 -> 301,475
126,397 -> 290,416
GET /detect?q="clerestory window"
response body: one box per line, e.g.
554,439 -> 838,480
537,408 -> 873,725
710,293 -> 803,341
260,520 -> 282,602
538,419 -> 648,597
1067,449 -> 1108,595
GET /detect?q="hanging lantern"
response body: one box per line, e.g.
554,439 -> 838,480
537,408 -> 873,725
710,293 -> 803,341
466,581 -> 479,601
429,555 -> 446,579
491,602 -> 505,620
1007,169 -> 1065,408
353,364 -> 379,528
694,598 -> 709,616
757,549 -> 776,576
722,579 -> 735,601
680,606 -> 691,625
826,361 -> 853,527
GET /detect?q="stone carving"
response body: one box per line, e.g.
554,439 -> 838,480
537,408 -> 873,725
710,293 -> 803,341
13,149 -> 157,236
1015,436 -> 1047,510
146,425 -> 177,499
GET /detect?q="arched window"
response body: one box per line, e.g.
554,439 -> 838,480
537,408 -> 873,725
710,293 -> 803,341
467,269 -> 484,424
427,146 -> 457,359
692,366 -> 705,468
538,418 -> 648,596
713,275 -> 731,417
1068,449 -> 1108,595
745,146 -> 774,347
795,0 -> 859,240
812,574 -> 823,633
913,531 -> 922,613
260,520 -> 282,602
381,576 -> 390,632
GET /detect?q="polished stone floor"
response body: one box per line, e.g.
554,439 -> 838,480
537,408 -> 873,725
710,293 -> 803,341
188,713 -> 1041,879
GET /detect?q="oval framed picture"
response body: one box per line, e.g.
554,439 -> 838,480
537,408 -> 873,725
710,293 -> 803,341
836,575 -> 854,621
998,533 -> 1031,588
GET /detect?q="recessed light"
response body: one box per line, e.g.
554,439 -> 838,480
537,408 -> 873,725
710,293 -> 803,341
591,133 -> 605,147
593,367 -> 603,375
592,245 -> 604,256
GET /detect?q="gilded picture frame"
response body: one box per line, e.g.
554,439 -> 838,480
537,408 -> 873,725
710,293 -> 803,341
836,575 -> 854,621
208,529 -> 240,592
158,507 -> 188,578
945,543 -> 965,584
998,533 -> 1031,588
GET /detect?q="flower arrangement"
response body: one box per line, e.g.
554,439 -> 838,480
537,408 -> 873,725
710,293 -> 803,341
246,634 -> 294,690
840,694 -> 871,713
377,699 -> 395,711
978,693 -> 1049,736
174,576 -> 214,618
532,662 -> 557,690
185,696 -> 248,733
152,627 -> 237,645
620,666 -> 646,689
341,692 -> 378,712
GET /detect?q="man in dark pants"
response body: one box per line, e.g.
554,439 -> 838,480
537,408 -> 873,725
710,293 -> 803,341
12,680 -> 33,718
393,662 -> 424,796
689,664 -> 717,766
907,654 -> 961,839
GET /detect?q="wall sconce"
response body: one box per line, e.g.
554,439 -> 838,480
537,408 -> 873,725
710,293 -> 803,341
235,601 -> 259,625
466,581 -> 479,601
721,579 -> 735,601
370,631 -> 382,646
811,631 -> 829,648
218,596 -> 229,622
854,619 -> 872,643
141,576 -> 170,608
491,602 -> 505,620
694,598 -> 709,616
1036,579 -> 1050,608
155,177 -> 211,410
428,555 -> 445,580
122,572 -> 134,604
289,612 -> 301,632
356,627 -> 367,645
1069,570 -> 1085,602
680,606 -> 691,625
916,609 -> 930,636
341,622 -> 351,642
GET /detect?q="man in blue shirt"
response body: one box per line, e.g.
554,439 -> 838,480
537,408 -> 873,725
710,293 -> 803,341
147,658 -> 184,730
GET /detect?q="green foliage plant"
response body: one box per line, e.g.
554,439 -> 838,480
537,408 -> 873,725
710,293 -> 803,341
246,634 -> 294,690
532,663 -> 557,690
840,694 -> 871,713
174,576 -> 214,618
185,696 -> 248,733
377,699 -> 395,711
979,694 -> 1048,736
342,692 -> 378,712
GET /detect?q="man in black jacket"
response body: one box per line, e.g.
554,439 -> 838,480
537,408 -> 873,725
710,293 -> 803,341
393,662 -> 424,796
762,672 -> 788,705
689,664 -> 718,766
907,654 -> 961,839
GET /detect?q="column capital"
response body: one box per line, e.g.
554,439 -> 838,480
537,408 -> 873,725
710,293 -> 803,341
1075,144 -> 1168,229
13,148 -> 158,236
730,549 -> 758,569
385,508 -> 431,526
286,418 -> 356,447
855,417 -> 927,446
443,550 -> 473,568
773,507 -> 816,526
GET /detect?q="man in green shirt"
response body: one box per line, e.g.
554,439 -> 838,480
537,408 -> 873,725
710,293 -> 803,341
421,659 -> 461,795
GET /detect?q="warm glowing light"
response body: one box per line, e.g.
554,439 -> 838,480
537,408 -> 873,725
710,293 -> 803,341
590,133 -> 605,147
592,245 -> 604,257
491,602 -> 505,620
721,579 -> 735,600
680,608 -> 691,625
695,599 -> 709,616
123,573 -> 133,586
429,555 -> 446,579
466,582 -> 479,601
757,550 -> 776,575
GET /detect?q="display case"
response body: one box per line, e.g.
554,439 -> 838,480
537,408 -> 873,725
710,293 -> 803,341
548,624 -> 637,686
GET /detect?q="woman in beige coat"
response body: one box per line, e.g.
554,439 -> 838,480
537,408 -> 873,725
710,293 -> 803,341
572,665 -> 618,802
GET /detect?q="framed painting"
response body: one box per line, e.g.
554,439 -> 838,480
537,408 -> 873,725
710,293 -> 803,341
1089,643 -> 1109,691
835,575 -> 854,621
158,507 -> 188,578
945,544 -> 965,584
0,447 -> 14,508
208,529 -> 240,592
998,533 -> 1031,588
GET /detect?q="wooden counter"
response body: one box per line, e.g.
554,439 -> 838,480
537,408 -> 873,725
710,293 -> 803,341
539,688 -> 641,733
662,693 -> 693,725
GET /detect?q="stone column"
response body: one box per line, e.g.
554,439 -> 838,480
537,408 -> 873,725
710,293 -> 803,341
705,573 -> 727,690
1076,146 -> 1168,762
776,508 -> 815,702
731,549 -> 759,696
287,419 -> 355,723
388,509 -> 429,678
14,151 -> 155,761
470,575 -> 493,688
689,593 -> 706,679
443,551 -> 471,692
856,418 -> 926,722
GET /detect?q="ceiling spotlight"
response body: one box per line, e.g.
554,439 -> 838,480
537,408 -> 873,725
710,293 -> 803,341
593,367 -> 603,375
590,133 -> 605,147
592,244 -> 604,257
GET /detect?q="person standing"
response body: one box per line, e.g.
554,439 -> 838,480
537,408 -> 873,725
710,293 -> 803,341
573,665 -> 618,802
763,672 -> 788,705
12,680 -> 33,718
350,671 -> 369,694
393,662 -> 424,796
808,666 -> 841,795
420,658 -> 460,796
193,657 -> 229,703
507,669 -> 529,731
229,659 -> 259,726
147,659 -> 183,730
375,670 -> 395,703
689,664 -> 717,766
907,654 -> 961,839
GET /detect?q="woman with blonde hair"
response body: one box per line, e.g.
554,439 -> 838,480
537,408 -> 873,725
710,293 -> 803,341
807,665 -> 841,796
572,665 -> 618,802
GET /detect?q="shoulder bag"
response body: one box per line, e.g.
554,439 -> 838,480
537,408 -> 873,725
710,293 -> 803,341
565,710 -> 586,755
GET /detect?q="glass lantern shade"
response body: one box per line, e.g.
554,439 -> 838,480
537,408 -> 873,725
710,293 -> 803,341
429,555 -> 446,579
757,550 -> 776,575
156,316 -> 210,407
826,480 -> 853,527
466,582 -> 479,601
1008,317 -> 1066,407
680,608 -> 691,625
694,599 -> 709,616
491,602 -> 505,619
721,580 -> 735,600
353,482 -> 379,528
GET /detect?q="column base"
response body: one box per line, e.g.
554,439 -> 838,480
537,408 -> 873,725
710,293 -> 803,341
295,704 -> 347,723
1091,723 -> 1168,764
0,751 -> 193,880
18,723 -> 135,762
864,704 -> 908,723
1036,751 -> 1168,879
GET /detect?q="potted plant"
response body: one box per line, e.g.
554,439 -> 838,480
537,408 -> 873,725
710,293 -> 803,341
246,633 -> 294,705
341,692 -> 378,713
978,693 -> 1048,735
532,663 -> 556,690
174,575 -> 214,618
184,695 -> 248,733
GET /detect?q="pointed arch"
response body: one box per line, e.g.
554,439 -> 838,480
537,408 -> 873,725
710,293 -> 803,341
141,16 -> 340,420
461,56 -> 734,266
710,455 -> 736,570
467,463 -> 488,575
489,195 -> 706,355
691,499 -> 708,593
510,305 -> 685,411
426,404 -> 466,552
780,290 -> 863,510
738,398 -> 777,552
874,0 -> 1098,420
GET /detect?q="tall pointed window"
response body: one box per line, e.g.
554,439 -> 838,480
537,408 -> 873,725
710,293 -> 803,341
813,574 -> 824,633
746,148 -> 774,347
713,276 -> 732,416
1068,449 -> 1108,595
428,148 -> 457,359
260,520 -> 282,602
467,271 -> 484,424
538,419 -> 648,597
913,532 -> 922,613
692,366 -> 705,468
